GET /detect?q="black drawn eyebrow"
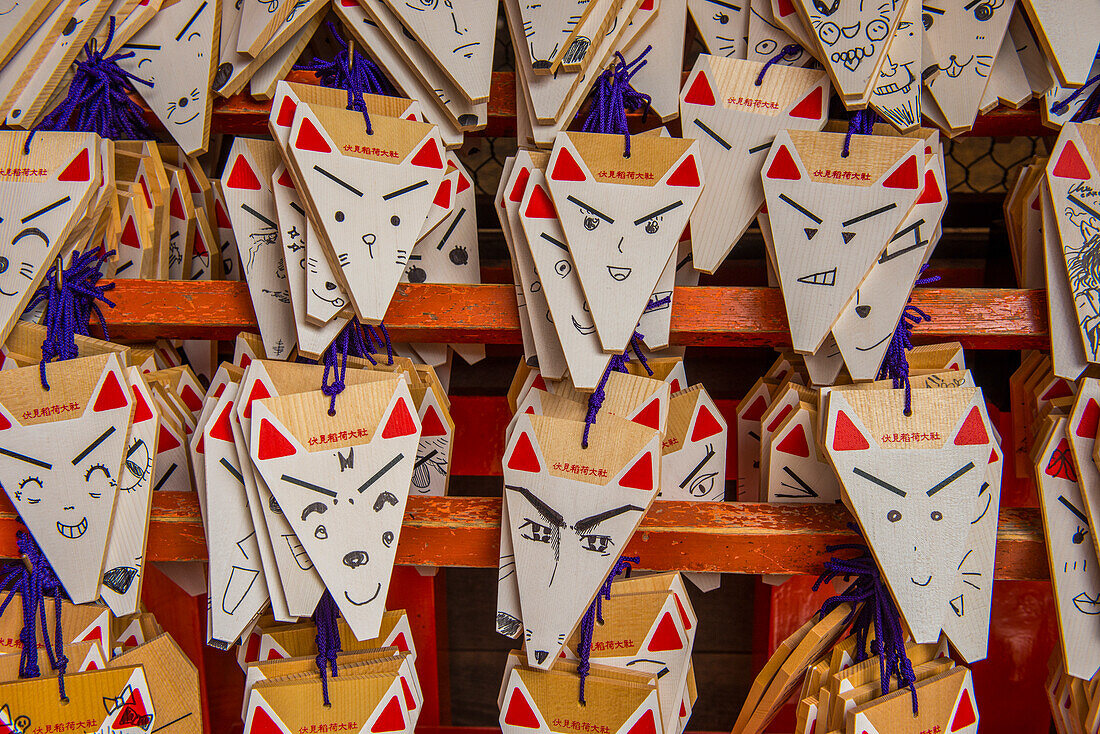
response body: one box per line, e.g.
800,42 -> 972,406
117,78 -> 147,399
922,5 -> 944,14
383,180 -> 429,201
692,119 -> 731,150
289,201 -> 305,216
357,453 -> 404,493
313,165 -> 363,197
152,462 -> 176,491
505,484 -> 565,528
962,0 -> 982,8
435,207 -> 466,250
634,201 -> 683,226
778,194 -> 822,224
115,261 -> 133,274
22,196 -> 71,224
927,462 -> 975,496
176,0 -> 207,41
281,473 -> 337,498
241,204 -> 276,229
842,203 -> 897,228
220,457 -> 244,485
852,466 -> 906,497
540,232 -> 569,251
748,142 -> 773,155
123,43 -> 161,50
566,195 -> 613,223
127,439 -> 146,459
679,445 -> 716,489
705,0 -> 741,8
151,713 -> 193,733
1069,194 -> 1100,221
413,450 -> 438,469
0,446 -> 51,469
72,426 -> 116,465
1060,494 -> 1090,525
879,220 -> 927,263
575,504 -> 645,533
677,254 -> 693,270
776,466 -> 817,499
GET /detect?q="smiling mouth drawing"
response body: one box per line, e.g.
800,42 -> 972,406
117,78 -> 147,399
344,582 -> 382,606
874,65 -> 914,95
856,333 -> 892,352
0,286 -> 18,296
572,316 -> 597,335
831,45 -> 872,71
1074,593 -> 1100,614
607,266 -> 631,281
311,289 -> 345,307
911,576 -> 932,587
58,517 -> 88,539
797,268 -> 836,286
173,111 -> 201,125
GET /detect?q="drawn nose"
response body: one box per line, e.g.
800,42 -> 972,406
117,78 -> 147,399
616,236 -> 624,253
342,551 -> 369,568
534,650 -> 549,664
856,305 -> 871,318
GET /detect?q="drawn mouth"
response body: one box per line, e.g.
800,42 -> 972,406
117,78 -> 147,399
944,56 -> 973,78
57,517 -> 88,539
910,575 -> 932,587
1074,593 -> 1100,614
344,582 -> 382,606
972,493 -> 992,524
173,111 -> 200,125
855,333 -> 891,351
608,266 -> 631,281
873,66 -> 914,95
797,268 -> 836,286
311,288 -> 345,307
572,316 -> 597,335
831,45 -> 872,72
0,286 -> 18,296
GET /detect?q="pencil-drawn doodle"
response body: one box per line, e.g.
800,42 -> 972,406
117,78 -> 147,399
1062,188 -> 1100,359
412,438 -> 448,492
689,0 -> 748,58
519,0 -> 585,70
119,437 -> 152,492
870,0 -> 919,129
102,565 -> 139,594
804,0 -> 898,72
222,565 -> 259,614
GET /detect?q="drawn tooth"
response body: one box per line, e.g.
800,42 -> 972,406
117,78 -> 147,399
796,268 -> 836,286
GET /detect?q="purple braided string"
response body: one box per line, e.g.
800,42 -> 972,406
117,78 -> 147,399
582,327 -> 654,448
25,17 -> 152,152
841,109 -> 878,158
755,44 -> 802,86
295,22 -> 395,135
363,324 -> 394,365
321,319 -> 379,415
312,590 -> 342,706
812,531 -> 916,713
1052,59 -> 1100,117
24,250 -> 116,391
1071,78 -> 1100,123
577,47 -> 653,158
876,266 -> 940,415
0,532 -> 68,699
576,555 -> 638,704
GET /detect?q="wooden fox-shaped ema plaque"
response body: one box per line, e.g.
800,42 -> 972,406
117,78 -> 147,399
503,411 -> 661,669
679,54 -> 830,273
0,666 -> 156,734
0,353 -> 133,603
849,666 -> 978,734
688,0 -> 748,58
761,129 -> 925,353
824,386 -> 995,645
545,131 -> 703,352
660,384 -> 727,503
868,0 -> 922,132
249,379 -> 420,641
1072,378 -> 1100,561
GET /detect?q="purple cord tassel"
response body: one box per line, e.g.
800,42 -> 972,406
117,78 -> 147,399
576,555 -> 638,704
312,590 -> 342,706
1052,54 -> 1100,118
877,266 -> 940,415
583,327 -> 655,448
321,318 -> 390,415
577,47 -> 653,157
25,249 -> 116,391
813,532 -> 917,714
841,109 -> 878,158
0,532 -> 68,699
25,16 -> 152,152
755,44 -> 802,86
296,22 -> 395,135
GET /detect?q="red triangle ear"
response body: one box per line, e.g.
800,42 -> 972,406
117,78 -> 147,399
370,695 -> 406,732
627,709 -> 658,734
674,593 -> 692,630
647,611 -> 684,651
551,147 -> 586,182
832,411 -> 870,451
683,71 -> 716,106
1078,399 -> 1100,438
131,385 -> 153,423
1053,139 -> 1091,179
294,116 -> 331,153
390,631 -> 410,653
953,406 -> 988,446
457,173 -> 471,193
667,154 -> 701,187
950,687 -> 977,731
524,183 -> 557,219
93,370 -> 129,412
185,168 -> 200,193
775,0 -> 795,15
766,403 -> 794,433
741,394 -> 768,422
420,404 -> 447,437
509,166 -> 530,203
275,95 -> 297,128
690,404 -> 723,441
633,398 -> 661,430
239,352 -> 253,369
257,419 -> 297,460
788,85 -> 824,120
411,138 -> 444,169
776,423 -> 810,457
209,402 -> 235,443
157,424 -> 180,452
138,177 -> 153,208
58,148 -> 91,182
503,685 -> 540,728
531,374 -> 547,391
433,178 -> 452,208
766,146 -> 800,180
915,169 -> 943,205
180,385 -> 203,413
215,199 -> 232,228
121,216 -> 141,248
619,451 -> 654,490
226,156 -> 262,190
507,432 -> 541,472
1042,380 -> 1073,401
400,676 -> 416,709
382,397 -> 418,438
249,702 -> 289,734
193,229 -> 209,257
276,169 -> 294,188
883,155 -> 919,189
170,189 -> 186,219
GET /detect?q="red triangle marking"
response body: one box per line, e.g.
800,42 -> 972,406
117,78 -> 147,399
766,145 -> 800,180
242,381 -> 271,419
524,183 -> 557,219
93,371 -> 128,412
551,147 -> 586,181
640,0 -> 654,9
80,624 -> 102,643
633,398 -> 661,430
158,424 -> 180,452
788,86 -> 823,120
776,423 -> 810,457
620,451 -> 654,490
257,419 -> 297,460
883,155 -> 919,189
195,434 -> 204,454
766,403 -> 794,433
524,405 -> 535,414
58,148 -> 90,182
628,709 -> 658,734
509,166 -> 530,203
294,117 -> 331,153
86,658 -> 100,669
507,432 -> 541,472
214,384 -> 225,399
674,593 -> 692,630
170,189 -> 186,219
180,384 -> 203,413
915,169 -> 943,205
138,177 -> 153,208
1031,194 -> 1041,210
531,375 -> 547,391
240,352 -> 253,369
210,402 -> 235,443
457,173 -> 470,193
832,411 -> 870,451
275,95 -> 297,128
401,675 -> 416,709
411,138 -> 444,169
185,168 -> 200,193
131,386 -> 153,423
371,695 -> 405,732
950,688 -> 977,731
667,154 -> 701,187
680,701 -> 687,717
683,71 -> 716,107
244,632 -> 260,662
776,0 -> 794,14
382,397 -> 418,438
1079,399 -> 1100,438
420,404 -> 447,437
391,631 -> 410,653
0,411 -> 11,431
194,230 -> 209,257
1043,380 -> 1074,401
249,705 -> 286,734
504,687 -> 540,728
276,169 -> 294,188
1046,438 -> 1077,481
124,688 -> 149,717
690,404 -> 723,441
953,406 -> 988,446
121,217 -> 142,248
1054,139 -> 1091,179
989,447 -> 999,464
670,379 -> 682,393
433,178 -> 452,209
227,156 -> 262,190
741,394 -> 768,422
264,647 -> 284,660
215,199 -> 232,228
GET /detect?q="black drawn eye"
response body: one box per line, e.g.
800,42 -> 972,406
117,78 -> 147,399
302,501 -> 327,520
138,57 -> 151,68
382,531 -> 394,547
756,39 -> 777,55
818,22 -> 840,45
334,211 -> 344,222
315,525 -> 328,540
269,496 -> 282,514
583,214 -> 599,231
19,477 -> 41,490
390,215 -> 400,226
1074,526 -> 1088,544
842,231 -> 856,243
887,509 -> 901,522
188,31 -> 201,41
580,534 -> 613,554
84,463 -> 111,482
0,257 -> 9,273
554,259 -> 571,277
519,518 -> 552,543
644,218 -> 660,234
713,12 -> 727,23
931,511 -> 943,521
690,472 -> 719,498
866,18 -> 888,40
343,550 -> 368,568
973,0 -> 1001,20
